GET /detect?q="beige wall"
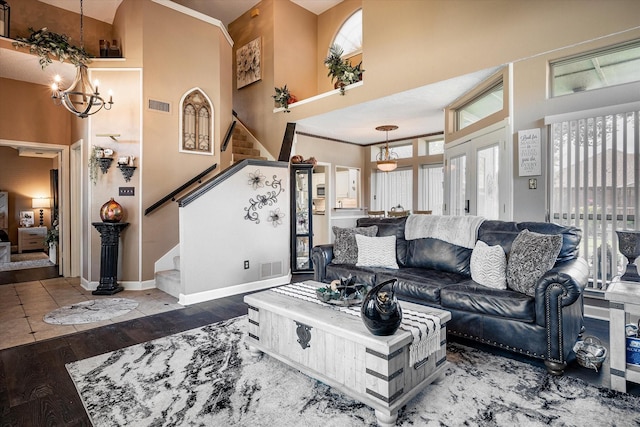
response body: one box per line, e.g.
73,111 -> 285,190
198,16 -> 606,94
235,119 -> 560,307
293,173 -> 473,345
0,147 -> 55,245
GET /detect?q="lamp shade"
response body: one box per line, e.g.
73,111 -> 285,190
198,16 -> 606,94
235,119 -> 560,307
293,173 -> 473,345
32,198 -> 51,209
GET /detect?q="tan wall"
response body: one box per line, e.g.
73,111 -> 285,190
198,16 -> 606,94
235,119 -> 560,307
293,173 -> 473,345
139,0 -> 233,280
0,147 -> 54,245
9,0 -> 114,59
0,76 -> 71,145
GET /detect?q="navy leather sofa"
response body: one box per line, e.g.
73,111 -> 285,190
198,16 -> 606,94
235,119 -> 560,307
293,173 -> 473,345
311,216 -> 589,375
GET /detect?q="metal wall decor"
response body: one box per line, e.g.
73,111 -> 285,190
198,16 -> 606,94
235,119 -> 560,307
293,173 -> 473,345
236,37 -> 262,89
244,170 -> 284,224
180,89 -> 213,155
117,165 -> 136,182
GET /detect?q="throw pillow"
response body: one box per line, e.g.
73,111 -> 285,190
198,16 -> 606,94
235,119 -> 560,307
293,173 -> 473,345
506,229 -> 563,296
355,234 -> 399,269
470,240 -> 507,289
331,225 -> 378,264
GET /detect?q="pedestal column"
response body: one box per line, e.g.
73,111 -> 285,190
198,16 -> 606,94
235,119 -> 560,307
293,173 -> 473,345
92,222 -> 129,295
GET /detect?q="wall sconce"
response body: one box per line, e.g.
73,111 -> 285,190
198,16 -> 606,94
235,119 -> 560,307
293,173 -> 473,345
32,197 -> 51,226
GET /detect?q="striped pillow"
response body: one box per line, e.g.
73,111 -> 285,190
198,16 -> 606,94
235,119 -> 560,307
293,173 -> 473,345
355,234 -> 399,269
470,240 -> 507,289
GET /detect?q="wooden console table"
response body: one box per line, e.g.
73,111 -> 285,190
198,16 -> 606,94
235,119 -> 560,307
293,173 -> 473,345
605,278 -> 640,392
92,222 -> 129,295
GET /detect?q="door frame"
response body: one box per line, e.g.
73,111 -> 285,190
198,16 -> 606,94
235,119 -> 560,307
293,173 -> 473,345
444,119 -> 513,219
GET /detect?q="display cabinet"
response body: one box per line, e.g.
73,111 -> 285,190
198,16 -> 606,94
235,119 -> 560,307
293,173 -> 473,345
290,163 -> 314,273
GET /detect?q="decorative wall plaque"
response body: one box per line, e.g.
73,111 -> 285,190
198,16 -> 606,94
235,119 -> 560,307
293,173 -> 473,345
236,37 -> 262,89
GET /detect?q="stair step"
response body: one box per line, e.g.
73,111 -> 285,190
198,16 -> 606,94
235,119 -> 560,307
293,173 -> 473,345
233,139 -> 253,148
173,255 -> 180,271
233,146 -> 261,156
155,269 -> 180,298
233,153 -> 267,161
232,132 -> 248,141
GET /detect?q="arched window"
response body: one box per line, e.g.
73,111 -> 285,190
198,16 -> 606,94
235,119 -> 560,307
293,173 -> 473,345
180,89 -> 213,155
333,9 -> 362,58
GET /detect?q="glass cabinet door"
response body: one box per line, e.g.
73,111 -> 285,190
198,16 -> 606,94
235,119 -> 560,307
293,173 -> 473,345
291,164 -> 313,273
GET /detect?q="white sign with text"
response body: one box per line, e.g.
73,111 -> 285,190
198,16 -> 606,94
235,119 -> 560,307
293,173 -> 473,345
518,129 -> 541,176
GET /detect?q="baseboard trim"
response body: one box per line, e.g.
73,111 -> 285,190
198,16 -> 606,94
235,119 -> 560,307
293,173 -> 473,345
178,275 -> 291,306
585,304 -> 609,321
79,279 -> 156,292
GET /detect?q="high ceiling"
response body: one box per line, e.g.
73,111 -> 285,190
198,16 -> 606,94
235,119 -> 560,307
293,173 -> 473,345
9,1 -> 500,145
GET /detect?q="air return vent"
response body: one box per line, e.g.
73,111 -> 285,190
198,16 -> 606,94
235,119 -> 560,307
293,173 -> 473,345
148,98 -> 171,113
260,261 -> 283,279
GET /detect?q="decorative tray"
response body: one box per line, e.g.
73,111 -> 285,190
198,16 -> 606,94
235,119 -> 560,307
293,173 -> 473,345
316,280 -> 368,306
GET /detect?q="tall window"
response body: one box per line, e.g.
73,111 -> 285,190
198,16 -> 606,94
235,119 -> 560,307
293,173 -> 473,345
371,168 -> 413,212
333,9 -> 362,57
418,165 -> 444,214
548,107 -> 639,289
181,89 -> 213,155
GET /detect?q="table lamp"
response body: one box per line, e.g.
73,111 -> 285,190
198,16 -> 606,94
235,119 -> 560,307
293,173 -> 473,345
32,197 -> 51,227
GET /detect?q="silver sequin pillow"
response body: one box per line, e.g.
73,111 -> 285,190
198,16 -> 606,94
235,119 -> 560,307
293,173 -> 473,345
331,225 -> 378,265
506,229 -> 563,296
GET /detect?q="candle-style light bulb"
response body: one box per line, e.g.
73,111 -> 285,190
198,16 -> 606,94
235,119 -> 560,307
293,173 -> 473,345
108,89 -> 113,103
94,79 -> 100,94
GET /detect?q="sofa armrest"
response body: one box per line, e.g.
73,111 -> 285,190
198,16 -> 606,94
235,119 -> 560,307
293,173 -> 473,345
311,244 -> 334,283
534,257 -> 589,369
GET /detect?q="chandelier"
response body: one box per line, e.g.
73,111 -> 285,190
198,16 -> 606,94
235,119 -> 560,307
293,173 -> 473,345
375,125 -> 399,172
51,0 -> 113,118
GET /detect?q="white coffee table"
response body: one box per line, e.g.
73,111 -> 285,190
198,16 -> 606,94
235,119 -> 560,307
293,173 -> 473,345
244,281 -> 451,427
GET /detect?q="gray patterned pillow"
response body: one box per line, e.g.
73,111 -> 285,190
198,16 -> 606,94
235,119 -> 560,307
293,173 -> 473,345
470,240 -> 507,289
506,229 -> 563,296
331,225 -> 378,265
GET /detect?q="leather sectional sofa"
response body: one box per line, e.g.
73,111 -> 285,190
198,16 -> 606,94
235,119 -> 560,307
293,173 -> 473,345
311,216 -> 590,375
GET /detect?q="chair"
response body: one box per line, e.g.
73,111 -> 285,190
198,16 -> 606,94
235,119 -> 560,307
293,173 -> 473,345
388,210 -> 409,217
367,210 -> 386,218
413,210 -> 432,215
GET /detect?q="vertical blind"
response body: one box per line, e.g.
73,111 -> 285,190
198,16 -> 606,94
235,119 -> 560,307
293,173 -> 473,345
418,165 -> 444,214
371,168 -> 413,211
548,107 -> 639,289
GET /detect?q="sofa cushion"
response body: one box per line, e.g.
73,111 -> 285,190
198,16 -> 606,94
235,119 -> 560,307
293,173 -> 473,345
440,283 -> 535,322
379,268 -> 468,306
478,220 -> 581,263
405,238 -> 472,276
331,225 -> 378,265
470,240 -> 507,289
355,235 -> 399,269
356,217 -> 408,266
506,229 -> 563,296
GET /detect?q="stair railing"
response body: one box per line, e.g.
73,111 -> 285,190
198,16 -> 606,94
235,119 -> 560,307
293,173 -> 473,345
144,163 -> 218,216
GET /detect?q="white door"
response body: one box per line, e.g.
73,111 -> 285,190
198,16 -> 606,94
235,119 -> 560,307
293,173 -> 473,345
445,123 -> 511,219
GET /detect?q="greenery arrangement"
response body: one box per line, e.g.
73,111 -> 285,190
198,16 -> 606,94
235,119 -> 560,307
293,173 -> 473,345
89,146 -> 103,185
324,44 -> 364,95
44,221 -> 59,247
13,27 -> 91,69
272,85 -> 294,112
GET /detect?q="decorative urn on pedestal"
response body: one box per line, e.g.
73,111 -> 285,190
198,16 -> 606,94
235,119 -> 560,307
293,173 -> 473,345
616,230 -> 640,282
100,198 -> 124,223
361,279 -> 403,336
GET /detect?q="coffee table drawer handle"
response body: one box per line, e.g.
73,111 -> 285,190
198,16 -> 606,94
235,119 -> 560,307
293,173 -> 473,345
295,321 -> 312,349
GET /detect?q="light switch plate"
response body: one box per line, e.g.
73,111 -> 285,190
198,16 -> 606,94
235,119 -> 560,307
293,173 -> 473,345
528,178 -> 537,190
119,187 -> 135,196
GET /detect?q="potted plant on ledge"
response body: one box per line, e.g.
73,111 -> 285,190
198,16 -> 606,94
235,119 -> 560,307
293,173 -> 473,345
324,44 -> 364,95
272,85 -> 296,113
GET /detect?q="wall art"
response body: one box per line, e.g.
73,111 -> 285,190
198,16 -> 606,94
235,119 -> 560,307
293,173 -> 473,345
20,210 -> 34,227
236,37 -> 262,89
244,173 -> 284,224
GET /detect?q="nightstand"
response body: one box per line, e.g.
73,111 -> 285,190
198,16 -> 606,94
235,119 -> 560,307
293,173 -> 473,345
18,226 -> 47,253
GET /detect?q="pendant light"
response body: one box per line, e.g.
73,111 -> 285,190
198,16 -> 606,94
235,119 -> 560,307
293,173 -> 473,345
51,0 -> 113,118
375,125 -> 398,172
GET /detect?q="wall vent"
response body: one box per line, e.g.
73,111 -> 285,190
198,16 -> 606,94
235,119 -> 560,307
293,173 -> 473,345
260,261 -> 283,279
148,98 -> 171,114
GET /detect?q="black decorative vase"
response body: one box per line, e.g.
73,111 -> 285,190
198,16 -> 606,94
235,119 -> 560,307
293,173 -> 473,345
361,279 -> 402,336
617,230 -> 640,282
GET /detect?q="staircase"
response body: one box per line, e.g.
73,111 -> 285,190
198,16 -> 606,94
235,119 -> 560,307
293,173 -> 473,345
155,256 -> 181,298
232,126 -> 267,162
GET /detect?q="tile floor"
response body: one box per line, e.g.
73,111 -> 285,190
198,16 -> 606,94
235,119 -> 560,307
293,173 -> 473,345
0,276 -> 183,350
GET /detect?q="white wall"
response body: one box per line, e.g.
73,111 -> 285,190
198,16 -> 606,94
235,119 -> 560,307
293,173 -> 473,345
178,162 -> 291,304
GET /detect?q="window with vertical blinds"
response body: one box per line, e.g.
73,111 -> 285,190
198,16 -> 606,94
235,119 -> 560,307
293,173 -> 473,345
548,106 -> 639,289
418,165 -> 444,214
371,168 -> 413,212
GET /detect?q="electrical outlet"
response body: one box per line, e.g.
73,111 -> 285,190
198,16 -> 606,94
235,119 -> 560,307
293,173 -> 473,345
244,260 -> 250,269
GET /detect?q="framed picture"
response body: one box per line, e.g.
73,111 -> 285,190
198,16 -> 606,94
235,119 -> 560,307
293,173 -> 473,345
236,37 -> 262,89
20,210 -> 34,227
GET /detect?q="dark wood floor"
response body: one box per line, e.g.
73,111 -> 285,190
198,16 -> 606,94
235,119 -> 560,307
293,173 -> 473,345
0,269 -> 636,426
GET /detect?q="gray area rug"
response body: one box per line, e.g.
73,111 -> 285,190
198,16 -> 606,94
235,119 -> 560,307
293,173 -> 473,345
44,298 -> 139,325
66,316 -> 640,427
0,252 -> 53,271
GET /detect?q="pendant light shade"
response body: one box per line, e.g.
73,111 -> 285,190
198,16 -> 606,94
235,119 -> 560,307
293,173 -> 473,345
375,125 -> 399,172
